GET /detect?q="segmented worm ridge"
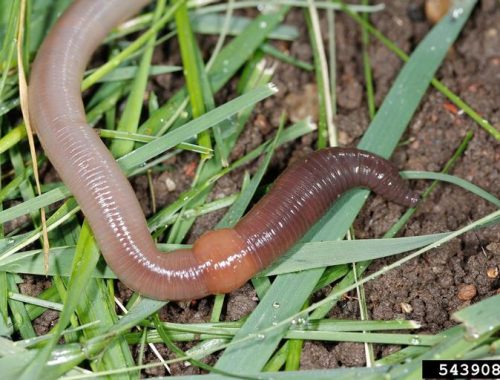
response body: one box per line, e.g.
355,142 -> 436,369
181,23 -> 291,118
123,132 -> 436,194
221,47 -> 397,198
234,148 -> 419,274
28,0 -> 418,300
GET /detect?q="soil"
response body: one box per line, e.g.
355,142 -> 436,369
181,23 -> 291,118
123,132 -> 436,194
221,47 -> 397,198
22,0 -> 499,376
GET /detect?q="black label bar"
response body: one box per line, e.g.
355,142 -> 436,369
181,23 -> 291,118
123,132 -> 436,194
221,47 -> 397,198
422,360 -> 500,379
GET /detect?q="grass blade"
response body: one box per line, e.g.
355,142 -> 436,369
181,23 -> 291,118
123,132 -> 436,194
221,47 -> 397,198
401,171 -> 500,207
110,0 -> 165,158
453,294 -> 500,338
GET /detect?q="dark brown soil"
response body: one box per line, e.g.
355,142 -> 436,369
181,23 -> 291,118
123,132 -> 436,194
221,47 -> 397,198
25,0 -> 499,376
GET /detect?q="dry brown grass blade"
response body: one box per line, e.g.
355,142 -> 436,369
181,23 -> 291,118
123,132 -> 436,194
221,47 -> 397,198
16,0 -> 50,273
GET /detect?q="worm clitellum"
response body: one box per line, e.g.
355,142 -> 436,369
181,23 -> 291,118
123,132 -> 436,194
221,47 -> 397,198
28,0 -> 419,300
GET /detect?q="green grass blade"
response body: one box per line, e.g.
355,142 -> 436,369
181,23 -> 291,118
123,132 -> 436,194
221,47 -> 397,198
51,217 -> 136,377
0,272 -> 10,336
361,0 -> 375,118
453,295 -> 500,338
0,186 -> 71,225
190,13 -> 298,41
19,221 -> 101,379
0,124 -> 27,155
389,310 -> 497,380
401,171 -> 500,207
174,0 -> 211,156
6,273 -> 35,339
260,43 -> 313,71
285,303 -> 306,371
156,366 -> 390,380
305,0 -> 335,148
193,1 -> 385,14
261,232 -> 452,276
25,286 -> 61,321
120,84 -> 277,171
110,0 -> 165,158
130,323 -> 432,346
101,130 -> 212,155
92,65 -> 181,82
72,276 -> 136,377
7,293 -> 62,312
375,326 -> 463,366
0,97 -> 20,117
0,0 -> 19,103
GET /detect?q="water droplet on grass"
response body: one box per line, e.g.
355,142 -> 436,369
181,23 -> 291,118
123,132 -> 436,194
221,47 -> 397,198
410,336 -> 421,345
296,317 -> 306,326
451,8 -> 464,20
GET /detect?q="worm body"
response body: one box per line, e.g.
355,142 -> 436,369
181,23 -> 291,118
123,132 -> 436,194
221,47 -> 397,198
28,0 -> 419,300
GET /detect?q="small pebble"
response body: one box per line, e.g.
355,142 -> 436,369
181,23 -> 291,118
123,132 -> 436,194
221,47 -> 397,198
486,267 -> 498,279
400,302 -> 413,314
165,177 -> 176,192
457,284 -> 477,301
284,83 -> 319,123
486,242 -> 499,253
425,0 -> 451,24
255,114 -> 272,135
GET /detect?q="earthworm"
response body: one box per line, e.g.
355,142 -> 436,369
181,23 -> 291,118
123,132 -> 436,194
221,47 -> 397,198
28,0 -> 419,300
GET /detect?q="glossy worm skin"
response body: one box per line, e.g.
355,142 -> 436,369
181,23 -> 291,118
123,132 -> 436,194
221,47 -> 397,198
28,0 -> 419,300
